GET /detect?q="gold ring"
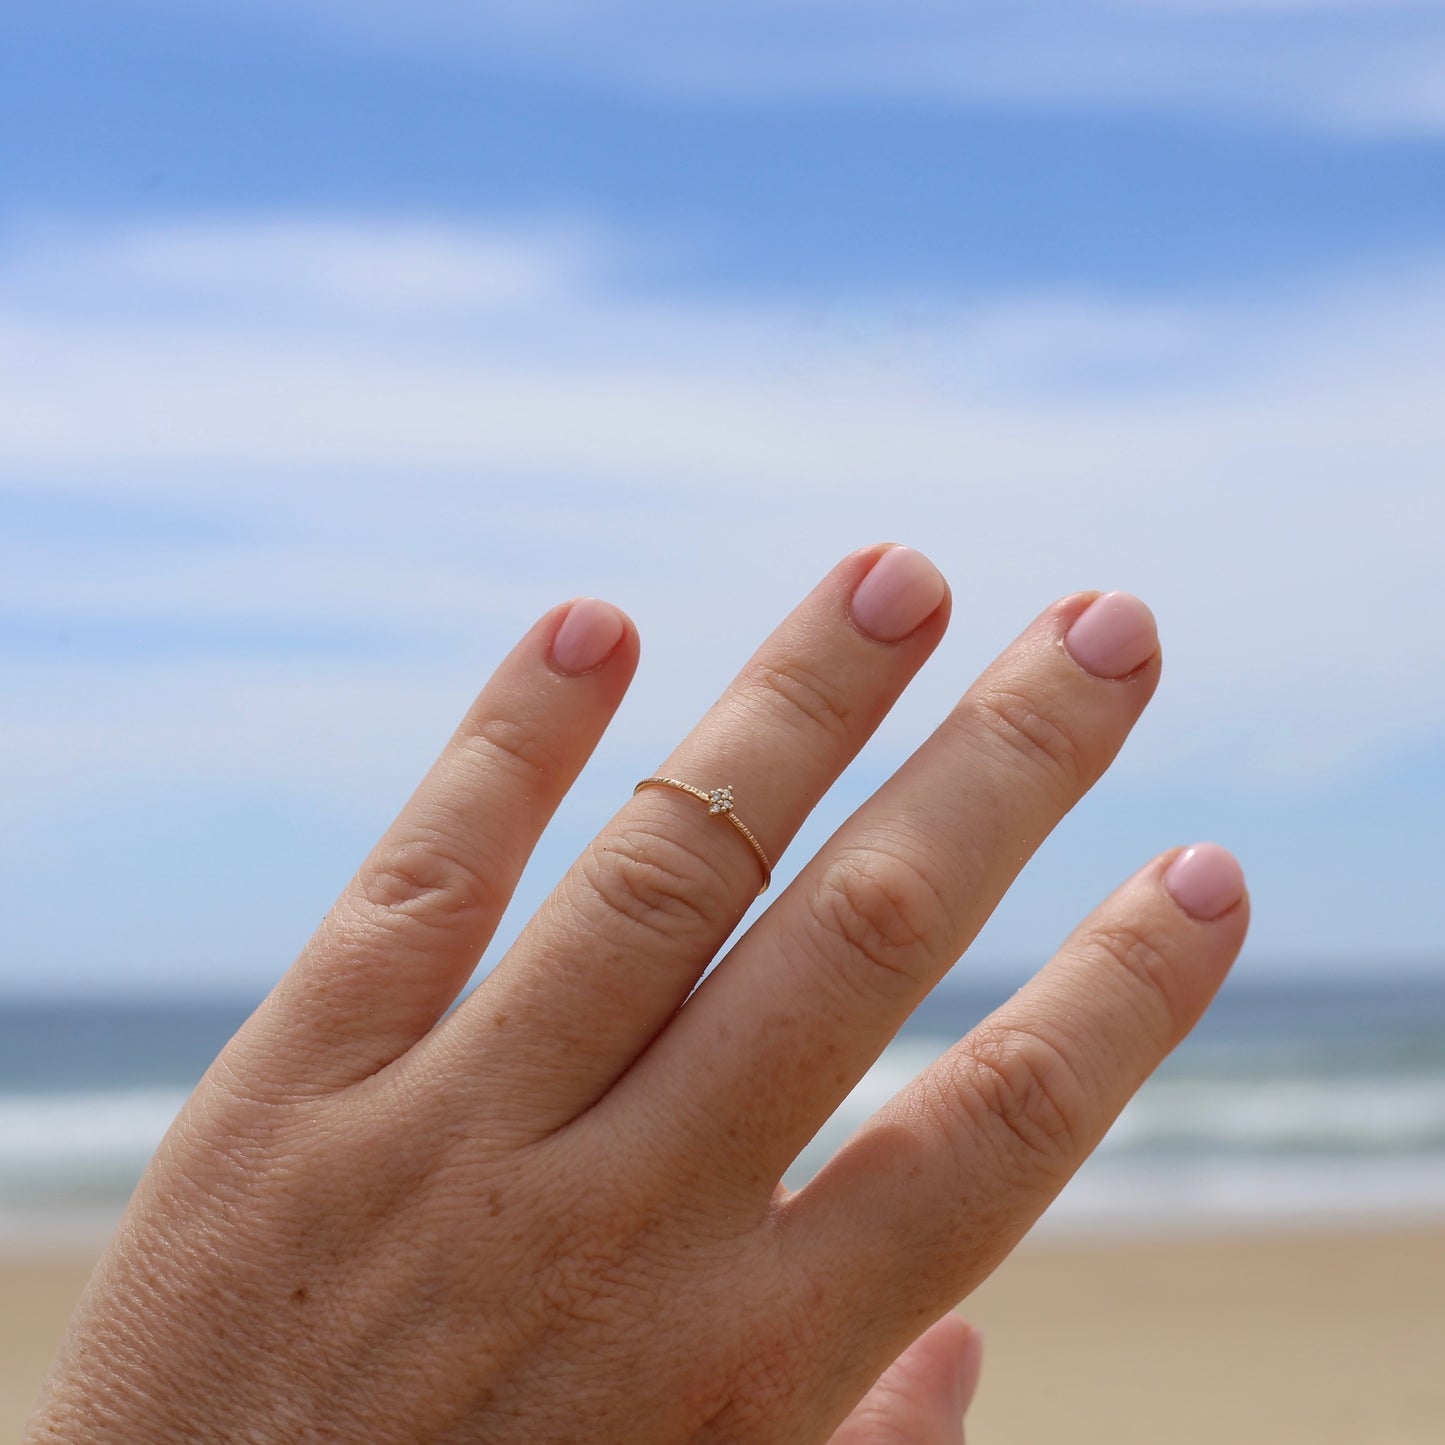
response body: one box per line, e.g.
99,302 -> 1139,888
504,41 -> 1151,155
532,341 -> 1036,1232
632,777 -> 772,895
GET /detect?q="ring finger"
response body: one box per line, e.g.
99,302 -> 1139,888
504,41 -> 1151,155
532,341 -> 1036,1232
425,544 -> 951,1129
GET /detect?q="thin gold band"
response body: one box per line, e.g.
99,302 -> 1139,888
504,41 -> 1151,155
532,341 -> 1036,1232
632,777 -> 772,895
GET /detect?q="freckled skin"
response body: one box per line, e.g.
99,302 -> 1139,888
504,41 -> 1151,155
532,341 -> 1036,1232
26,556 -> 1246,1443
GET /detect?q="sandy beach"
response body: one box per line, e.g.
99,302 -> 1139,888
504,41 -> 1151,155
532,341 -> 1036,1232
964,1225 -> 1445,1444
6,1226 -> 1443,1442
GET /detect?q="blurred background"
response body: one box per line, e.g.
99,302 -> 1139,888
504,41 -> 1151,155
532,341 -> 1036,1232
2,3 -> 1445,1439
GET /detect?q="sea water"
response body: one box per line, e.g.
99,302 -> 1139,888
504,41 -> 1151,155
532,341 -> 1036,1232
792,971 -> 1445,1236
3,972 -> 1444,1247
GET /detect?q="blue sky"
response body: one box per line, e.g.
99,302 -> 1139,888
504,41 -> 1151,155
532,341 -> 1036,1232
3,1 -> 1444,999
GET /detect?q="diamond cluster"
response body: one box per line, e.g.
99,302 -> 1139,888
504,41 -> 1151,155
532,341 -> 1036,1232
707,786 -> 735,815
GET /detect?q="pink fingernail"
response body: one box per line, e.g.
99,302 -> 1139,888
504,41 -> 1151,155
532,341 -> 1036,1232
849,546 -> 947,643
1164,843 -> 1245,921
549,598 -> 626,676
1063,591 -> 1158,679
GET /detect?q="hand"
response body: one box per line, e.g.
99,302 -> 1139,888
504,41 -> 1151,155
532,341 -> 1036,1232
28,545 -> 1247,1444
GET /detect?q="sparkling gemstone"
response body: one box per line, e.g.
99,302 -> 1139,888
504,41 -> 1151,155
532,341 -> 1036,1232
708,786 -> 734,815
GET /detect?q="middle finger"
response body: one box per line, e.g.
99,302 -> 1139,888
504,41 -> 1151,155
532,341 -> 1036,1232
614,589 -> 1161,1189
428,544 -> 950,1129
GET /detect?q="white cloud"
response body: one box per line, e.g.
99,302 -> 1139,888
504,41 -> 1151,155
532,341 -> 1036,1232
116,221 -> 599,315
2,213 -> 1443,818
144,0 -> 1445,134
1,217 -> 610,321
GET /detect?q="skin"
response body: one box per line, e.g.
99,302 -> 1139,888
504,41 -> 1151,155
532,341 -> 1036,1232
27,545 -> 1248,1443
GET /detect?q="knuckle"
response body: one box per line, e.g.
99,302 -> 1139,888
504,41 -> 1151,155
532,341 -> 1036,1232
951,1021 -> 1084,1169
354,834 -> 500,939
457,711 -> 557,781
968,683 -> 1087,800
805,848 -> 951,1005
1085,918 -> 1188,1039
741,655 -> 855,744
578,827 -> 733,942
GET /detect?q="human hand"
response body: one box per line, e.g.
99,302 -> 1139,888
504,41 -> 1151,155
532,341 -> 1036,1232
28,544 -> 1247,1443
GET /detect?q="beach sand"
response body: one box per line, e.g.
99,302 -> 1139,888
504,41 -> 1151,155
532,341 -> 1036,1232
4,1227 -> 1443,1441
965,1225 -> 1445,1444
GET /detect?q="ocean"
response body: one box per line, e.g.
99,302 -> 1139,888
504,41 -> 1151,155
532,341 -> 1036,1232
4,972 -> 1445,1248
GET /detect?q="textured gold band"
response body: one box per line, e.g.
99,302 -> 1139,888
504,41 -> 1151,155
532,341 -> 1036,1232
632,777 -> 772,895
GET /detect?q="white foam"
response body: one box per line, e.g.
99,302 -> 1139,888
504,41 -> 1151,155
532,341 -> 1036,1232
6,1039 -> 1445,1247
1103,1075 -> 1445,1153
0,1089 -> 185,1161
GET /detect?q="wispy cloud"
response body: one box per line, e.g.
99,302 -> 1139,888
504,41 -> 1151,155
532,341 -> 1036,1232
145,0 -> 1445,133
2,217 -> 611,323
2,212 -> 1442,812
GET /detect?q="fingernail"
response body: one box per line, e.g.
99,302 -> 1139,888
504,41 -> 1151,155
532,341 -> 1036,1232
1064,591 -> 1158,679
549,598 -> 626,676
849,546 -> 947,643
1164,843 -> 1245,921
